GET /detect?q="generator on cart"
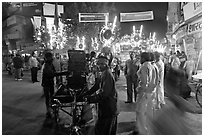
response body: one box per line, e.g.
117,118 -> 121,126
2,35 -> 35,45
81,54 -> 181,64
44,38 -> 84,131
51,50 -> 96,135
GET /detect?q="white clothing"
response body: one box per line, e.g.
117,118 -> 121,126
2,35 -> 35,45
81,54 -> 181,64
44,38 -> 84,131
155,59 -> 165,106
136,61 -> 158,134
29,56 -> 38,68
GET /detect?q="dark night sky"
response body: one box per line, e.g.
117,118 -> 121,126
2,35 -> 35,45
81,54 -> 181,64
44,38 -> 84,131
114,2 -> 168,40
65,1 -> 168,40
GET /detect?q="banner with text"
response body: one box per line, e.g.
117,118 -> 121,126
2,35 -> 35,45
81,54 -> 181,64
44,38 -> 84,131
120,11 -> 154,22
79,13 -> 109,22
187,17 -> 202,35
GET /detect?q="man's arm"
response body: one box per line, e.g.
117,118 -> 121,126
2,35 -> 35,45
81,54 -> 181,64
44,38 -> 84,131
88,71 -> 114,103
124,61 -> 128,76
137,66 -> 149,93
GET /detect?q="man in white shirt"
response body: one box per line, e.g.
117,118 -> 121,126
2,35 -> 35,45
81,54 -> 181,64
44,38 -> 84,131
155,52 -> 165,109
135,52 -> 158,135
29,51 -> 39,83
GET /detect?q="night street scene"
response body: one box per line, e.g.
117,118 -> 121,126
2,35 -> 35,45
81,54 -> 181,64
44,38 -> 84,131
2,2 -> 202,135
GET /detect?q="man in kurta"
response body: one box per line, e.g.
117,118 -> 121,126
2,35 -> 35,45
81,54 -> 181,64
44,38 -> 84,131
155,52 -> 165,109
135,52 -> 158,135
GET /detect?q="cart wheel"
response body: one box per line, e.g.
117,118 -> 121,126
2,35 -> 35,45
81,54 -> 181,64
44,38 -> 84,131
53,107 -> 60,124
68,126 -> 82,135
196,84 -> 202,108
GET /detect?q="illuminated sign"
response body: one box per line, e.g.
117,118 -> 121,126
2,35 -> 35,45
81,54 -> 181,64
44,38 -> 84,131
183,2 -> 202,21
120,11 -> 154,22
187,18 -> 202,35
79,13 -> 109,22
22,2 -> 43,16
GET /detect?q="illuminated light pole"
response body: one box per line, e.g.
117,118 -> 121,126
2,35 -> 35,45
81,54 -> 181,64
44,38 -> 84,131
111,16 -> 117,32
82,36 -> 85,47
139,25 -> 143,37
91,37 -> 94,45
94,37 -> 97,43
105,15 -> 108,28
149,32 -> 152,39
133,25 -> 136,35
77,36 -> 80,47
153,32 -> 156,41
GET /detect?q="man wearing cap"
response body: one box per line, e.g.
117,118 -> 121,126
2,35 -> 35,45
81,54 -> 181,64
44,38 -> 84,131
84,53 -> 118,135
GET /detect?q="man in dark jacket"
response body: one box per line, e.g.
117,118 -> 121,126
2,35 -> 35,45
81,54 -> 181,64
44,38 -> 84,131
12,53 -> 24,80
124,51 -> 140,103
85,53 -> 118,135
41,52 -> 56,118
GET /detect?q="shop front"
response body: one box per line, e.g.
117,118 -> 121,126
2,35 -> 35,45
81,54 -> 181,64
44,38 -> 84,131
172,2 -> 202,72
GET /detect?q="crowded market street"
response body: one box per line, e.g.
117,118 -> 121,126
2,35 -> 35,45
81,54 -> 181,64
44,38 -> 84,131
2,70 -> 202,135
2,2 -> 202,135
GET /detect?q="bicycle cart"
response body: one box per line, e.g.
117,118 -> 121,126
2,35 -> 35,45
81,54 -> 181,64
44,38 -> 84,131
188,73 -> 202,108
51,50 -> 97,135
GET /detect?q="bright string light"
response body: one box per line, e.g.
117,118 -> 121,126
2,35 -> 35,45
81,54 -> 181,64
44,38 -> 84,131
139,25 -> 143,37
105,15 -> 108,28
133,26 -> 136,35
153,32 -> 156,40
112,16 -> 117,32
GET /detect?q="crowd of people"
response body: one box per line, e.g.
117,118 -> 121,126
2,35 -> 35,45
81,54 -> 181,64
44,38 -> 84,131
3,48 -> 198,135
122,49 -> 198,134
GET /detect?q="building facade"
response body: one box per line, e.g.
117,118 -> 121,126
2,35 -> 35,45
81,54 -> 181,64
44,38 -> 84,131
2,2 -> 43,55
166,2 -> 202,71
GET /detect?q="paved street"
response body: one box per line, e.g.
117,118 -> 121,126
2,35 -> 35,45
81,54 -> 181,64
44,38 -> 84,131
2,70 -> 202,135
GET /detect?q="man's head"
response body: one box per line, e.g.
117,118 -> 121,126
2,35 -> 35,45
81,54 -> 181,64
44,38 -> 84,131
149,52 -> 155,62
32,51 -> 37,57
154,51 -> 161,62
129,51 -> 135,59
140,52 -> 150,64
44,52 -> 53,64
97,53 -> 109,71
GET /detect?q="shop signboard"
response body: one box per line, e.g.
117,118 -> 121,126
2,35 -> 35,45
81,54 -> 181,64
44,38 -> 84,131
120,11 -> 154,22
183,2 -> 202,21
43,3 -> 63,16
187,18 -> 202,35
79,13 -> 109,22
21,2 -> 43,16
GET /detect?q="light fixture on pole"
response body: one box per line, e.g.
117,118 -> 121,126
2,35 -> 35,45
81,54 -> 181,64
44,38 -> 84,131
112,16 -> 117,32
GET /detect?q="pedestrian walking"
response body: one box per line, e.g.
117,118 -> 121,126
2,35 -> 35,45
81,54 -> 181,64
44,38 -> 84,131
154,52 -> 165,108
53,55 -> 61,87
171,53 -> 181,70
183,55 -> 195,81
12,53 -> 24,81
148,67 -> 196,135
41,52 -> 56,118
84,53 -> 118,135
124,51 -> 140,103
135,52 -> 158,135
29,51 -> 39,83
179,51 -> 187,69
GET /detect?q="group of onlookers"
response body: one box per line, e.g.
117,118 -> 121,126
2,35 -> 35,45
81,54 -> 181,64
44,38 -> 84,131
3,48 -> 198,135
123,49 -> 197,134
124,51 -> 166,134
